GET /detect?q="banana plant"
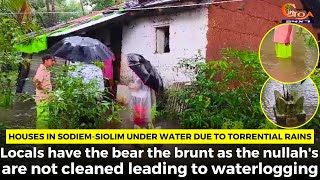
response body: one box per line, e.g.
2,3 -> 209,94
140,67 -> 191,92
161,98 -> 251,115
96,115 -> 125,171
0,0 -> 32,23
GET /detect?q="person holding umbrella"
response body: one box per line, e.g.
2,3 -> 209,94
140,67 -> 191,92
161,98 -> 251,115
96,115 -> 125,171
50,36 -> 116,98
102,50 -> 116,98
126,54 -> 164,128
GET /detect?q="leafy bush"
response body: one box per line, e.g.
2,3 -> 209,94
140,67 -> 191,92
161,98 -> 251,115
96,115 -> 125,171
170,49 -> 270,129
296,27 -> 318,48
45,65 -> 123,129
0,16 -> 39,109
0,18 -> 25,109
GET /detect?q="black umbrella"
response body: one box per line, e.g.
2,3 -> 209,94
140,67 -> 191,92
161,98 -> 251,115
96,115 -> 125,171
49,36 -> 115,63
127,53 -> 164,94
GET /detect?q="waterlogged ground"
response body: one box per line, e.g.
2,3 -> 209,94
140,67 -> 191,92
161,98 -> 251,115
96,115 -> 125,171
0,100 -> 36,129
0,99 -> 179,130
260,27 -> 318,83
261,78 -> 318,126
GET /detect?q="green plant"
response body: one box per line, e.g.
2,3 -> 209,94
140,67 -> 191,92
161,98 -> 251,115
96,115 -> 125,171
305,69 -> 320,133
93,61 -> 104,69
0,17 -> 28,109
222,119 -> 244,129
147,104 -> 161,129
0,121 -> 5,143
0,121 -> 6,132
296,27 -> 317,48
156,87 -> 178,121
45,65 -> 123,129
151,104 -> 159,122
0,5 -> 41,109
169,49 -> 269,129
258,120 -> 278,129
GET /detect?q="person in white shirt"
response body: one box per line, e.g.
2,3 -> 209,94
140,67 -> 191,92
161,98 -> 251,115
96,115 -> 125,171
67,61 -> 105,95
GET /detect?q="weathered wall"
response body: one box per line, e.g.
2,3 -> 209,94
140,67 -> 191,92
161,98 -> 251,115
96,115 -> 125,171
87,28 -> 111,46
206,0 -> 318,60
121,7 -> 208,87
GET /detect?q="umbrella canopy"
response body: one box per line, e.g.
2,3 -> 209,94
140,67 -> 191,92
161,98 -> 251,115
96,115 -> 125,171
49,36 -> 114,63
127,53 -> 164,94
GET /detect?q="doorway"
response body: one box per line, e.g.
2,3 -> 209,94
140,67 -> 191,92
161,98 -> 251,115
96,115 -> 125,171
110,26 -> 123,96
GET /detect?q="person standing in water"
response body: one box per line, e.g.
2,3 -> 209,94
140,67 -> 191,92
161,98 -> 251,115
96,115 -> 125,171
33,54 -> 56,129
273,24 -> 294,58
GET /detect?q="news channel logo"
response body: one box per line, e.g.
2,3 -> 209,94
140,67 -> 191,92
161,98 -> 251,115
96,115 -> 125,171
281,3 -> 314,24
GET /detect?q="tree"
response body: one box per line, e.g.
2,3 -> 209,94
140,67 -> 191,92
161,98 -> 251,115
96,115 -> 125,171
80,0 -> 85,15
84,0 -> 115,11
56,0 -> 83,23
0,0 -> 39,108
50,0 -> 56,24
29,0 -> 46,26
0,0 -> 32,23
30,0 -> 84,27
30,0 -> 56,27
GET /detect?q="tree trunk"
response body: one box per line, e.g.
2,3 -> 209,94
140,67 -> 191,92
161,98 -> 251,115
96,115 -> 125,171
17,1 -> 31,24
80,0 -> 85,15
45,0 -> 52,26
50,0 -> 56,25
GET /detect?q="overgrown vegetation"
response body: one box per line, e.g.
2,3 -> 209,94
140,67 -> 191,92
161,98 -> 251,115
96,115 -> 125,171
296,27 -> 318,48
0,122 -> 5,132
45,65 -> 124,129
159,48 -> 320,132
0,17 -> 34,109
0,0 -> 43,109
0,1 -> 124,130
161,49 -> 271,129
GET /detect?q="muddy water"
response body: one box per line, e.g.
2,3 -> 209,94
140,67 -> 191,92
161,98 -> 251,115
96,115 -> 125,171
261,78 -> 318,125
0,100 -> 178,129
260,27 -> 318,83
0,100 -> 36,129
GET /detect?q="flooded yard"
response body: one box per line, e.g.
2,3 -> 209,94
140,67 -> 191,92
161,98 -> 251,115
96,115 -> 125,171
260,26 -> 318,83
261,78 -> 319,127
0,100 -> 36,129
0,99 -> 179,130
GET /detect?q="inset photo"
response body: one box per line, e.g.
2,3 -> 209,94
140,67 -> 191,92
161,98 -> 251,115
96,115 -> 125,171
259,23 -> 319,83
261,78 -> 319,128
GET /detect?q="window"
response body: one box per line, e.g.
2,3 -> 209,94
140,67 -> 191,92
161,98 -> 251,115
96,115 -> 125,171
156,26 -> 170,53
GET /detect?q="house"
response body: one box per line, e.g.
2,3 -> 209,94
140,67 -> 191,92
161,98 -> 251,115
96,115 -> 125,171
20,0 -> 320,94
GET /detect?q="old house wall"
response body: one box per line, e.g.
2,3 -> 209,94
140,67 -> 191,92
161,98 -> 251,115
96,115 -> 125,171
121,7 -> 208,87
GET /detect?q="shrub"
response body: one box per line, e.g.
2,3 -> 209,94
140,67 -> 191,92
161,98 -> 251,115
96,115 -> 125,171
45,65 -> 123,129
170,49 -> 270,129
0,18 -> 26,109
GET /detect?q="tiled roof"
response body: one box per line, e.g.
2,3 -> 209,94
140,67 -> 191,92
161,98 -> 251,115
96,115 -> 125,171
36,1 -> 213,37
67,4 -> 124,24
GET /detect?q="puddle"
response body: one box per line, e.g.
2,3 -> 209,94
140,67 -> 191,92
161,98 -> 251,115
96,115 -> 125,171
0,100 -> 36,129
0,100 -> 179,129
260,26 -> 318,83
261,78 -> 318,126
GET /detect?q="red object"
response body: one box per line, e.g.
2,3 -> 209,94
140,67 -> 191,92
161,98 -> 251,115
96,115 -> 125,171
133,105 -> 146,124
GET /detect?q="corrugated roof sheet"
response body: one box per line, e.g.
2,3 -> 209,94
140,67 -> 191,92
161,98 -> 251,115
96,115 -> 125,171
49,12 -> 126,37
